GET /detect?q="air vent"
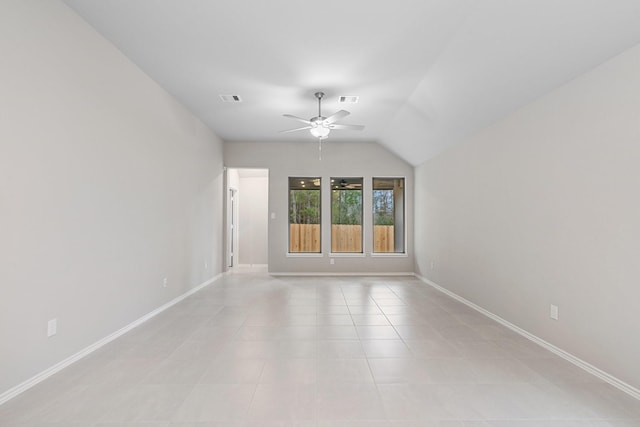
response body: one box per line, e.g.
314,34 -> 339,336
339,95 -> 359,103
219,94 -> 242,103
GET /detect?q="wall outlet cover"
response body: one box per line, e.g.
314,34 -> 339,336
47,319 -> 57,337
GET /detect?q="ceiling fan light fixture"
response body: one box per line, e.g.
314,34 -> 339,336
310,125 -> 330,139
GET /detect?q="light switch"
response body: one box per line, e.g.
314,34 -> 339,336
47,318 -> 57,337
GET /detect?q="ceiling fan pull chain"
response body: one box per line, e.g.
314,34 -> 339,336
318,137 -> 322,161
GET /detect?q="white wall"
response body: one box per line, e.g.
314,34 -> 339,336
0,0 -> 224,396
224,141 -> 414,274
414,43 -> 640,389
238,174 -> 269,265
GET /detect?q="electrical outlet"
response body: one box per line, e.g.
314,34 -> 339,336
330,258 -> 335,265
47,318 -> 57,337
163,277 -> 168,288
550,304 -> 559,320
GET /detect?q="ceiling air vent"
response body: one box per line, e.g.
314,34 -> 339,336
219,94 -> 242,102
339,95 -> 359,103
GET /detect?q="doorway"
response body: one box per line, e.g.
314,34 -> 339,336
226,188 -> 237,268
225,168 -> 269,270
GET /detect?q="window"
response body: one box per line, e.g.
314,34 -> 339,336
331,177 -> 363,253
289,177 -> 321,253
372,178 -> 405,253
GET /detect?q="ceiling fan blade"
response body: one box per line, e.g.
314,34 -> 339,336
280,126 -> 312,134
328,123 -> 364,131
324,110 -> 350,124
283,114 -> 311,125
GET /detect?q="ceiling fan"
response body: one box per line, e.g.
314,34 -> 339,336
281,92 -> 364,140
335,178 -> 361,189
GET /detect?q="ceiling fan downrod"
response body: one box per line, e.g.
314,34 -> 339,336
315,91 -> 324,118
315,92 -> 324,160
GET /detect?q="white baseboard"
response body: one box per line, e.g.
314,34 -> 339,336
415,274 -> 640,401
0,273 -> 223,406
270,272 -> 416,277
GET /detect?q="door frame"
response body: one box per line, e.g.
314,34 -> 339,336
226,187 -> 238,268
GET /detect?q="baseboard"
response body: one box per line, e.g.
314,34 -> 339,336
0,273 -> 223,406
415,274 -> 640,401
270,272 -> 416,277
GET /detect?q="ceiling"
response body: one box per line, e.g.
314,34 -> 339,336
62,0 -> 640,166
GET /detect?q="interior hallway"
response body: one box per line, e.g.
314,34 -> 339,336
1,273 -> 639,426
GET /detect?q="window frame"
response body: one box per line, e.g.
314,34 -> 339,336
371,176 -> 407,255
329,177 -> 364,255
288,176 -> 322,254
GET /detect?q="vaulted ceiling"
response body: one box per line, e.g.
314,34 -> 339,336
62,0 -> 640,166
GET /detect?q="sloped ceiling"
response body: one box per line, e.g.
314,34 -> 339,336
62,0 -> 640,166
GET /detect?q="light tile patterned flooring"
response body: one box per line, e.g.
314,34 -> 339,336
1,273 -> 639,426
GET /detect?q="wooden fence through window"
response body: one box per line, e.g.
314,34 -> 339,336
289,224 -> 394,253
289,223 -> 321,253
332,225 -> 362,253
373,225 -> 394,253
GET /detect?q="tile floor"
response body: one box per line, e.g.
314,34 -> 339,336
1,272 -> 639,426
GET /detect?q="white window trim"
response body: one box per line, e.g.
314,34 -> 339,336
286,252 -> 324,258
288,176 -> 322,255
370,252 -> 408,258
329,252 -> 366,258
372,176 -> 407,255
330,176 -> 364,255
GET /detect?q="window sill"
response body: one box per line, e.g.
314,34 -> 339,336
286,252 -> 324,258
370,252 -> 408,257
329,252 -> 366,258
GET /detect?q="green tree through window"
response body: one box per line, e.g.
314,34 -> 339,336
332,189 -> 362,225
289,189 -> 320,224
373,189 -> 394,225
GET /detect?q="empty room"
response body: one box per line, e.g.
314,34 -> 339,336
1,0 -> 639,426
